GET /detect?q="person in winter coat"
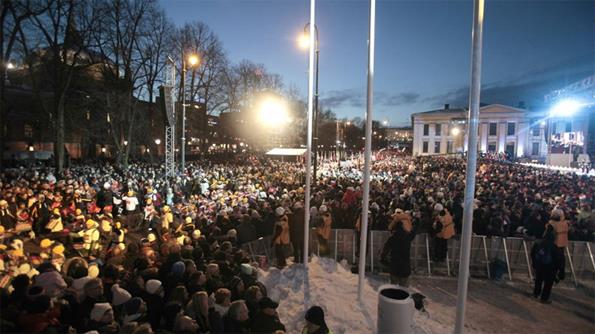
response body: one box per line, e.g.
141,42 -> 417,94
290,201 -> 306,263
272,207 -> 290,268
302,306 -> 331,334
381,221 -> 415,286
250,297 -> 286,334
432,204 -> 454,262
185,291 -> 224,333
223,300 -> 250,333
545,208 -> 569,272
531,226 -> 564,304
316,205 -> 332,257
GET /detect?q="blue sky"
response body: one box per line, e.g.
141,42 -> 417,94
161,0 -> 594,126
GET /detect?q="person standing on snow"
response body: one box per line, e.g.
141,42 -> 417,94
531,226 -> 564,304
272,207 -> 290,268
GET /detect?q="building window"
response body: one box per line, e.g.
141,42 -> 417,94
447,141 -> 453,153
507,122 -> 515,136
435,124 -> 441,136
565,121 -> 572,132
24,124 -> 33,138
489,123 -> 497,136
422,141 -> 428,153
488,142 -> 496,152
423,124 -> 429,136
434,141 -> 441,154
532,142 -> 540,156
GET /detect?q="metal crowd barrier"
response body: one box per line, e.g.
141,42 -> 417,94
242,229 -> 595,285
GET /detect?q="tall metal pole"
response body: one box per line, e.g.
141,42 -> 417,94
454,0 -> 485,332
303,0 -> 316,270
181,59 -> 186,172
357,0 -> 376,301
313,45 -> 320,183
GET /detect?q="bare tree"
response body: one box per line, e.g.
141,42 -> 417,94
0,0 -> 43,171
92,0 -> 157,167
18,0 -> 98,173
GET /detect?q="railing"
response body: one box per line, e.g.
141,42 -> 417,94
242,229 -> 595,285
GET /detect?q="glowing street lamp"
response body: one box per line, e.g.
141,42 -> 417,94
154,139 -> 161,145
451,127 -> 461,136
181,53 -> 200,170
6,62 -> 15,70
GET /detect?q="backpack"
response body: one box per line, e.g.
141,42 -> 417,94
534,244 -> 552,265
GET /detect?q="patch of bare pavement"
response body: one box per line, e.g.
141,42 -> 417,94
400,276 -> 595,334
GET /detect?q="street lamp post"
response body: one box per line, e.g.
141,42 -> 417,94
180,54 -> 200,172
299,24 -> 319,181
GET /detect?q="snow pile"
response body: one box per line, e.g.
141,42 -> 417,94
258,256 -> 452,334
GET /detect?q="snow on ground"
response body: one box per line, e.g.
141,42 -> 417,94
258,256 -> 455,334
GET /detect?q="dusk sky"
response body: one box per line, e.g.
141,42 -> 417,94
162,0 -> 595,126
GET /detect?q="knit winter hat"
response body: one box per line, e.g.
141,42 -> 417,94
305,306 -> 326,327
145,279 -> 162,295
240,263 -> 253,276
124,297 -> 143,315
90,302 -> 112,322
111,284 -> 132,306
275,207 -> 285,217
171,261 -> 186,276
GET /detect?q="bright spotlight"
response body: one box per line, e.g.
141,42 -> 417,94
298,33 -> 310,49
258,96 -> 290,126
451,127 -> 461,136
6,62 -> 15,70
549,99 -> 582,117
187,54 -> 200,67
154,139 -> 161,145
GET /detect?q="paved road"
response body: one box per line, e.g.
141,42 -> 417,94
372,275 -> 595,334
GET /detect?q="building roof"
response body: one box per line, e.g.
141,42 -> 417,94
411,104 -> 532,119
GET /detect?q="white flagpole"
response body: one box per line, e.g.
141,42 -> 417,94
455,0 -> 485,331
303,0 -> 316,270
357,0 -> 376,301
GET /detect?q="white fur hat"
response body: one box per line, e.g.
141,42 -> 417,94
275,207 -> 285,217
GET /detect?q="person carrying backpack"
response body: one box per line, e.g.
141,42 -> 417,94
531,226 -> 563,304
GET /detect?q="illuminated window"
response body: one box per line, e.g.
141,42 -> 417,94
24,124 -> 33,138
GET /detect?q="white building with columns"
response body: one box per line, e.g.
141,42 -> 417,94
411,104 -> 548,159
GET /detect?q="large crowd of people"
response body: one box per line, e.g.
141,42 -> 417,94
0,154 -> 593,333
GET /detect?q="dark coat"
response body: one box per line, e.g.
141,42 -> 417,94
237,221 -> 257,245
222,314 -> 248,333
289,208 -> 305,244
381,227 -> 415,278
250,311 -> 286,334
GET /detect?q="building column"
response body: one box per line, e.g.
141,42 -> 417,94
498,122 -> 506,153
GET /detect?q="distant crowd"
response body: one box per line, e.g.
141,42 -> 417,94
0,154 -> 593,333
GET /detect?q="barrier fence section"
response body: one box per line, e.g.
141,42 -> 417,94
243,229 -> 595,284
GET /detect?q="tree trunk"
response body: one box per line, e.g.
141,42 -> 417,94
0,78 -> 5,172
54,94 -> 65,174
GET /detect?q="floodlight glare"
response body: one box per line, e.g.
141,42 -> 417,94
258,97 -> 290,126
549,99 -> 582,117
451,127 -> 461,136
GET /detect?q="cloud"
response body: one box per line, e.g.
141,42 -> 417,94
320,89 -> 420,109
425,54 -> 594,109
320,89 -> 364,108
